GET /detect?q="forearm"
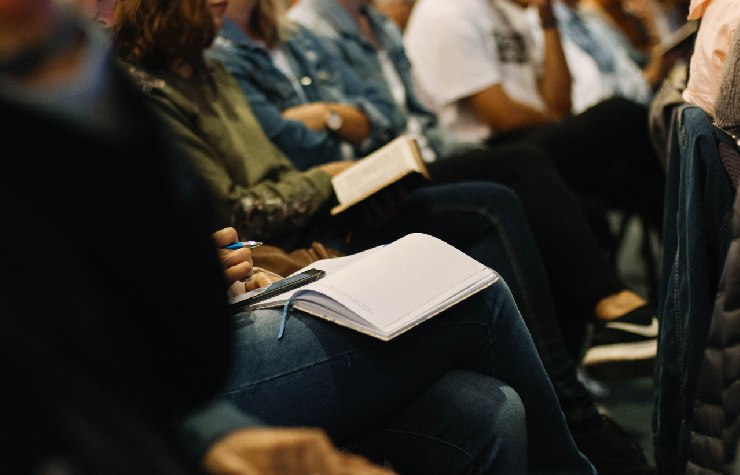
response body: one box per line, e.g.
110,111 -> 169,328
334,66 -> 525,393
467,85 -> 558,135
325,103 -> 371,144
282,102 -> 371,145
538,25 -> 572,117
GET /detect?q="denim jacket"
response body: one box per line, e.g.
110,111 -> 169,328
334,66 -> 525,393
208,19 -> 397,170
655,105 -> 736,473
289,0 -> 477,159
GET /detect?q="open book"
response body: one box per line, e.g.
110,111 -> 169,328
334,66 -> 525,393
245,233 -> 499,340
331,135 -> 430,215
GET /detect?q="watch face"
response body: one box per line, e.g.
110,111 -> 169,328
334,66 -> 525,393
326,111 -> 343,132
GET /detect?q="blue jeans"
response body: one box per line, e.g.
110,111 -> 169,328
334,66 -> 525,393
223,280 -> 595,475
297,182 -> 600,424
654,106 -> 736,473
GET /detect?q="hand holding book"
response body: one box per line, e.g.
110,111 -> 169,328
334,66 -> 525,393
330,135 -> 429,215
233,233 -> 499,341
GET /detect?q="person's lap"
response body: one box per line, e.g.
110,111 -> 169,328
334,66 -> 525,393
222,280 -> 595,474
223,284 -> 505,437
292,180 -> 599,422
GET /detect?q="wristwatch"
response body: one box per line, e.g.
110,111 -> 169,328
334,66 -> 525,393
325,109 -> 343,132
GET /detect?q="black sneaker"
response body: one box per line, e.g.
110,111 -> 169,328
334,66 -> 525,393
584,305 -> 658,368
570,414 -> 656,475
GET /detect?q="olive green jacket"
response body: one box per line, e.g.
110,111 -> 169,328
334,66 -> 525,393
126,60 -> 335,240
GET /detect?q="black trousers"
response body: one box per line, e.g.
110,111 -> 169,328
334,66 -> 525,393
428,140 -> 623,356
490,97 -> 665,233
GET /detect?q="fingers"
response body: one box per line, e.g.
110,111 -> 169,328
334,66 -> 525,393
212,227 -> 239,248
319,161 -> 355,177
244,269 -> 283,292
204,428 -> 396,475
338,453 -> 397,475
222,256 -> 253,285
213,227 -> 255,285
219,247 -> 253,270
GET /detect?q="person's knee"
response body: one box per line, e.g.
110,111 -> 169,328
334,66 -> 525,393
442,371 -> 527,471
485,383 -> 526,447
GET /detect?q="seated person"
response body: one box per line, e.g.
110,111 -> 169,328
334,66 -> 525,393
111,0 -> 562,326
210,0 -> 655,362
0,2 -> 385,474
580,0 -> 667,65
290,0 -> 662,311
111,0 -> 650,473
549,0 -> 682,110
3,2 -> 592,473
206,2 -> 658,472
397,0 -> 664,231
216,226 -> 595,475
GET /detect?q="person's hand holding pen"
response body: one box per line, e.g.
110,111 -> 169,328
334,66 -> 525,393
212,227 -> 283,294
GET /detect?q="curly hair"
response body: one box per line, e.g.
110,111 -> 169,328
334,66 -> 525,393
112,0 -> 215,71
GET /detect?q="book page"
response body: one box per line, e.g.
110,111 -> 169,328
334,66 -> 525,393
294,234 -> 496,333
331,136 -> 428,214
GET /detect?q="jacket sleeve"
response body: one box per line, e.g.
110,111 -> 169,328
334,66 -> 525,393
229,72 -> 346,170
146,91 -> 335,240
178,400 -> 265,463
305,29 -> 401,155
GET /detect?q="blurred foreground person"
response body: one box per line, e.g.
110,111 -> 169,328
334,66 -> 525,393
0,2 -> 388,474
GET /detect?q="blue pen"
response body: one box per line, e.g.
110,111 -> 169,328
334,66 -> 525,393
224,241 -> 263,250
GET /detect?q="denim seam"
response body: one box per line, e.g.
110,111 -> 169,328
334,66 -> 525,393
225,322 -> 492,393
374,427 -> 485,475
673,247 -> 684,375
223,341 -> 379,393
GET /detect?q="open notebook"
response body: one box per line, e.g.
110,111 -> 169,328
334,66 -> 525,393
246,233 -> 499,340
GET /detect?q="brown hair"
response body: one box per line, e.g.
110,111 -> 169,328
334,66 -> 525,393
112,0 -> 215,71
250,0 -> 287,49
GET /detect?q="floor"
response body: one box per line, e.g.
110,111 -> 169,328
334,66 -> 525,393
584,215 -> 660,464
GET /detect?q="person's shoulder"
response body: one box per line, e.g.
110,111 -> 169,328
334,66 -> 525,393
119,61 -> 199,117
120,61 -> 168,95
411,0 -> 488,24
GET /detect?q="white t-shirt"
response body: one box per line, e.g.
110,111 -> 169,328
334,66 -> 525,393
404,0 -> 546,141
